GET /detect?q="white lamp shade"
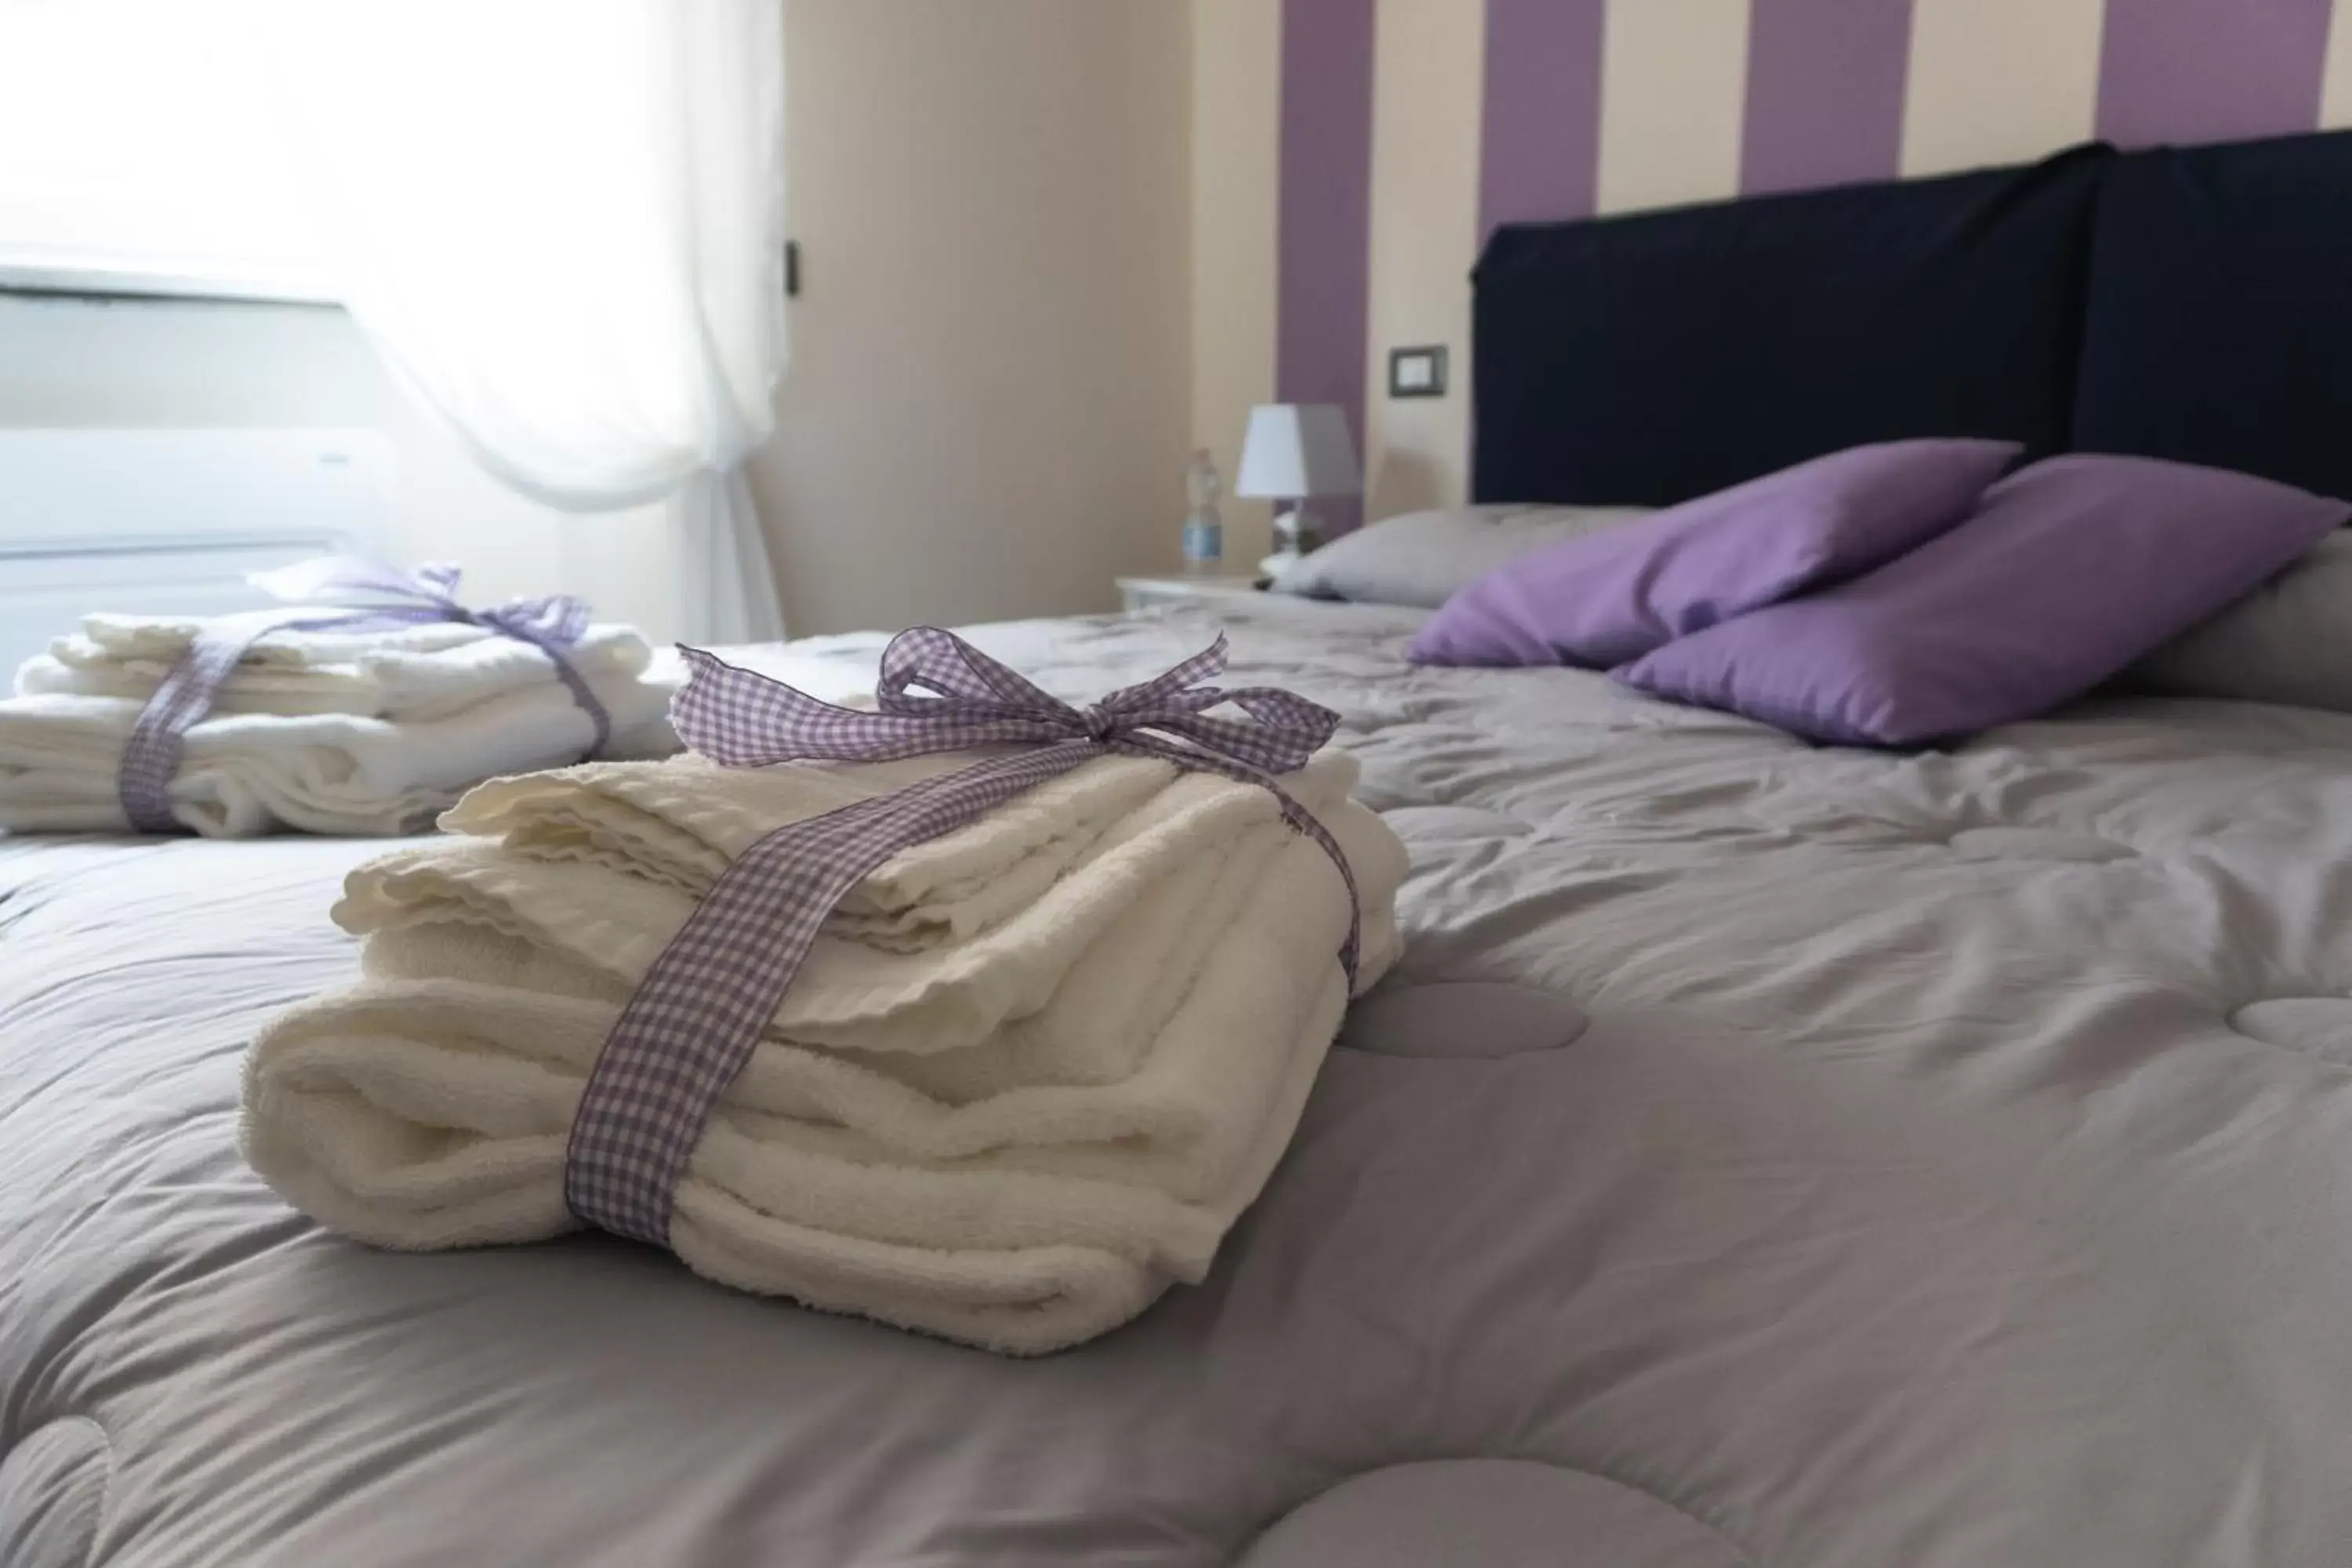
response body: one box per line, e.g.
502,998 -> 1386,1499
1236,404 -> 1362,499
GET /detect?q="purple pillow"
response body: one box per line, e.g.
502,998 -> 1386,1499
1407,438 -> 2020,668
1617,454 -> 2352,746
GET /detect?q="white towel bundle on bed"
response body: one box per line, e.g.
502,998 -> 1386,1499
0,611 -> 677,837
244,748 -> 1406,1352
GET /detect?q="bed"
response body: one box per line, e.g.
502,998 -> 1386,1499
9,131 -> 2352,1566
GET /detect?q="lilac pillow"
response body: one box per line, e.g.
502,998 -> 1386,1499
1407,438 -> 2020,668
1617,454 -> 2352,746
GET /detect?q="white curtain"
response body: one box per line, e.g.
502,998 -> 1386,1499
259,0 -> 789,643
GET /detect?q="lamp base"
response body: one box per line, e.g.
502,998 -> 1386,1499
1258,503 -> 1327,584
1272,503 -> 1325,556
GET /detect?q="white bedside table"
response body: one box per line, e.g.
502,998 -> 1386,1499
1116,573 -> 1265,612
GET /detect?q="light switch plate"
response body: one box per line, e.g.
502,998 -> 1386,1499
1388,344 -> 1449,398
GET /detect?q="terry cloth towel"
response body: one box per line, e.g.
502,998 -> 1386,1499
442,747 -> 1361,950
314,795 -> 1404,1183
0,673 -> 675,838
245,783 -> 1404,1353
348,750 -> 1376,1061
17,612 -> 655,721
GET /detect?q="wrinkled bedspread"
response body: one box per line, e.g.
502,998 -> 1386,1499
6,595 -> 2352,1566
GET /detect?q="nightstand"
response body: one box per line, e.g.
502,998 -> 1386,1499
1116,574 -> 1265,612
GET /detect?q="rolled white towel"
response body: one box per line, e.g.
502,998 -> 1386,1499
0,671 -> 676,837
19,612 -> 655,722
245,814 -> 1392,1352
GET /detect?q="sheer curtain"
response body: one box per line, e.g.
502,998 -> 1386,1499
260,0 -> 789,643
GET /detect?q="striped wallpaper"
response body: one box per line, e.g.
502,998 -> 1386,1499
1191,0 -> 2352,536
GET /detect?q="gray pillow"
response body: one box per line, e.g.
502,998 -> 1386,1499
2128,530 -> 2352,713
1269,503 -> 1650,608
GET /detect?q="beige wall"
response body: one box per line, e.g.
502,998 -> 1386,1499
1189,0 -> 1280,565
752,0 -> 1194,635
1595,0 -> 1751,215
1900,0 -> 2104,176
1360,0 -> 1483,521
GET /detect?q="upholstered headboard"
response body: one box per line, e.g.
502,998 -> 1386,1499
1472,129 -> 2352,508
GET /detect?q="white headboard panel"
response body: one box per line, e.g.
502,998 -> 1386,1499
0,427 -> 394,677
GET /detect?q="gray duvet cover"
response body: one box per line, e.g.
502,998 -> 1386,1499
5,595 -> 2351,1566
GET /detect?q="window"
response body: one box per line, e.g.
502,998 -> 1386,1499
0,0 -> 332,299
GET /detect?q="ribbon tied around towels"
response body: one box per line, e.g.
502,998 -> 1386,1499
564,626 -> 1361,1247
116,556 -> 608,831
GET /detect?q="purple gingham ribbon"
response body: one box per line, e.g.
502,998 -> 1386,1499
564,626 -> 1359,1245
116,556 -> 608,832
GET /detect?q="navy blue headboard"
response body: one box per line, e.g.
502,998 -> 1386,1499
1473,129 -> 2352,507
2074,131 -> 2352,501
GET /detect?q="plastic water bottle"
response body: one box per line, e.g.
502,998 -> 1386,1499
1181,448 -> 1224,575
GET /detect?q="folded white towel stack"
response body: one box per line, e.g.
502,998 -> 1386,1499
0,609 -> 679,837
244,745 -> 1407,1353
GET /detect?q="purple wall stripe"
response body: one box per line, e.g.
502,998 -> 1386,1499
1741,0 -> 1915,196
2097,0 -> 2334,148
1276,0 -> 1376,535
1477,0 -> 1608,234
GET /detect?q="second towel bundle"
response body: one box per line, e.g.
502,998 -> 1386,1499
0,608 -> 677,837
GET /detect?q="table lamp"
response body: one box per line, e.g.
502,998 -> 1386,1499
1236,403 -> 1361,579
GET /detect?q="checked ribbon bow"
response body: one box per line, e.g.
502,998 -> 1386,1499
116,556 -> 608,832
564,626 -> 1362,1245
